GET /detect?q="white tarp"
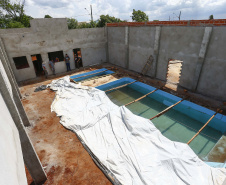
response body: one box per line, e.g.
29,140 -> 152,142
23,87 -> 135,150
50,76 -> 226,185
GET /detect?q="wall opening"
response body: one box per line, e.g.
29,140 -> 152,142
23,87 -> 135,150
166,59 -> 183,87
13,56 -> 29,70
73,48 -> 83,68
48,50 -> 64,62
31,54 -> 43,77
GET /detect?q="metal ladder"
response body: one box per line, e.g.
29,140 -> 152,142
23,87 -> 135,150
141,55 -> 154,75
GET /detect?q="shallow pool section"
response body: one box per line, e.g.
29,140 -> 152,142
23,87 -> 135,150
70,68 -> 114,83
97,77 -> 226,159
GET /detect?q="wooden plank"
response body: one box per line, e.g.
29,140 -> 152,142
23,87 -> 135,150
105,81 -> 137,92
71,69 -> 108,80
187,110 -> 220,145
150,98 -> 185,120
124,88 -> 159,106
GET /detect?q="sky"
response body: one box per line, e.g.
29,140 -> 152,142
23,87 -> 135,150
23,0 -> 226,22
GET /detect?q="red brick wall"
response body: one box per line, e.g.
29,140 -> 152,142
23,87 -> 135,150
107,19 -> 226,27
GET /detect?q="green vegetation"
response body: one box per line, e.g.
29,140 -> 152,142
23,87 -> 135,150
97,14 -> 123,27
67,18 -> 97,29
0,2 -> 148,30
67,18 -> 78,29
44,15 -> 52,18
209,15 -> 214,20
78,20 -> 97,29
0,0 -> 32,28
131,9 -> 149,22
67,15 -> 123,29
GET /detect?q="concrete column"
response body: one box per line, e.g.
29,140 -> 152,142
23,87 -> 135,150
192,27 -> 212,91
105,26 -> 109,63
0,47 -> 31,127
0,67 -> 47,184
151,26 -> 161,78
0,38 -> 22,98
125,26 -> 130,69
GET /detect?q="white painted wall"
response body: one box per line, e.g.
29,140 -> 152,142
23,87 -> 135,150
0,58 -> 27,185
0,94 -> 27,185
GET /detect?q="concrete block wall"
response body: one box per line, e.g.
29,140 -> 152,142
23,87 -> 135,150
196,27 -> 226,100
1,18 -> 225,100
128,27 -> 156,76
157,26 -> 204,88
108,27 -> 127,68
107,19 -> 226,27
107,22 -> 226,101
0,18 -> 107,82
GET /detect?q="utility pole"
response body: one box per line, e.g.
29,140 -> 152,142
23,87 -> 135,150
85,5 -> 93,22
90,5 -> 93,22
173,11 -> 181,20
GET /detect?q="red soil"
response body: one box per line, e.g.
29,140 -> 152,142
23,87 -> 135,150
21,77 -> 111,185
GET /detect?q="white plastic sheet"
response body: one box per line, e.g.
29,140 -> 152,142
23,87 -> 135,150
50,76 -> 226,185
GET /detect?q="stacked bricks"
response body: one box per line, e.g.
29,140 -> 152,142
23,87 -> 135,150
107,19 -> 226,27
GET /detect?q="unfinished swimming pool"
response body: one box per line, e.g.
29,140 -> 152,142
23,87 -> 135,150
70,68 -> 114,83
97,77 -> 226,159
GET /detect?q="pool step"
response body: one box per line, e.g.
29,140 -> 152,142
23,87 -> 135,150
206,135 -> 226,162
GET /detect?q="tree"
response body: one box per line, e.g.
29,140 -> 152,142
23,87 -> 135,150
67,18 -> 97,29
90,20 -> 97,28
6,21 -> 24,28
209,15 -> 214,20
78,22 -> 90,29
97,15 -> 123,27
0,0 -> 32,28
44,15 -> 52,18
67,18 -> 78,29
131,9 -> 149,22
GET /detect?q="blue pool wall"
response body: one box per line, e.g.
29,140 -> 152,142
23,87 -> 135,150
70,68 -> 114,82
97,77 -> 226,134
205,162 -> 226,168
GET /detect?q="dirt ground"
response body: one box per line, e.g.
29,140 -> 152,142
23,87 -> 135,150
20,64 -> 225,184
21,68 -> 114,185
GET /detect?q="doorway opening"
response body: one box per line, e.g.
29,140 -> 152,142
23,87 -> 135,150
73,48 -> 83,69
166,59 -> 183,88
31,54 -> 43,77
